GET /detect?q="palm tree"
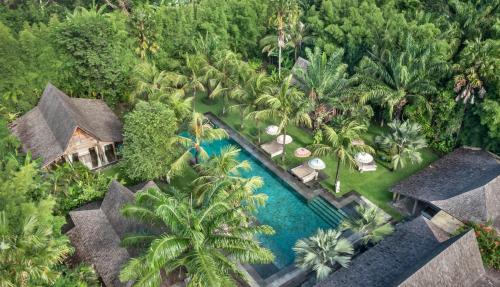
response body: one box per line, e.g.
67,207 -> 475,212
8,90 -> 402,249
293,47 -> 353,129
120,188 -> 275,287
254,75 -> 312,162
131,62 -> 170,102
357,36 -> 443,122
193,146 -> 268,210
230,72 -> 273,129
288,21 -> 313,61
341,205 -> 394,245
310,118 -> 373,192
293,228 -> 353,281
170,112 -> 228,174
268,0 -> 299,78
375,120 -> 427,170
0,202 -> 72,287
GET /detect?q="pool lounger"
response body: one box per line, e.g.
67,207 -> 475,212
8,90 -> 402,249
260,141 -> 284,158
291,164 -> 318,183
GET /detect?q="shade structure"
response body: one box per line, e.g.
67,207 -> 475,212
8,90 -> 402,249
294,147 -> 311,158
308,158 -> 326,170
276,134 -> 293,145
265,125 -> 280,136
355,152 -> 374,164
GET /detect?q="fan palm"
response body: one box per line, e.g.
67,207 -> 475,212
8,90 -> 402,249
341,205 -> 394,245
170,112 -> 227,174
294,228 -> 353,281
293,47 -> 354,129
375,120 -> 427,170
253,75 -> 312,162
120,188 -> 275,287
357,36 -> 442,121
310,118 -> 373,192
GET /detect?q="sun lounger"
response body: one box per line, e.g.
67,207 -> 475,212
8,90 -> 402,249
357,160 -> 377,172
291,164 -> 318,183
260,141 -> 284,158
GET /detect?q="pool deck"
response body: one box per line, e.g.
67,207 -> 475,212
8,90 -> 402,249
206,112 -> 322,201
205,112 -> 391,287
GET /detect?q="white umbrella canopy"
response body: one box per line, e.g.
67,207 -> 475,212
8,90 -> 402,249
355,152 -> 374,164
276,134 -> 293,144
308,158 -> 326,170
265,125 -> 280,136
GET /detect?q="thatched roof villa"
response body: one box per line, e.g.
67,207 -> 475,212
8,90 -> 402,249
316,216 -> 498,287
67,180 -> 159,287
390,147 -> 500,229
9,83 -> 123,170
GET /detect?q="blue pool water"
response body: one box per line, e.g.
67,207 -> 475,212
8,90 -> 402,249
202,138 -> 333,268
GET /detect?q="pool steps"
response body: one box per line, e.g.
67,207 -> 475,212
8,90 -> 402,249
309,197 -> 348,228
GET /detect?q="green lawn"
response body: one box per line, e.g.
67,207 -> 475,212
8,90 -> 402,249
195,97 -> 440,219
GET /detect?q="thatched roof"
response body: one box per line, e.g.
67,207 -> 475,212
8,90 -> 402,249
68,180 -> 159,287
390,147 -> 500,224
9,83 -> 122,167
291,57 -> 310,88
316,216 -> 489,287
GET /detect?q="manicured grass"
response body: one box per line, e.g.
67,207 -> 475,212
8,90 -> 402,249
195,97 -> 440,220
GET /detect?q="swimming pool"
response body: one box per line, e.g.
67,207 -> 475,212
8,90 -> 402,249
201,137 -> 345,270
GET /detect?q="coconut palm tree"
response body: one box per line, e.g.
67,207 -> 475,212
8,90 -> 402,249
192,145 -> 267,209
310,118 -> 373,192
268,0 -> 299,78
254,75 -> 312,162
170,112 -> 227,174
230,72 -> 273,129
0,203 -> 72,287
131,62 -> 171,102
356,36 -> 443,121
120,187 -> 275,287
293,47 -> 354,129
288,20 -> 314,61
341,205 -> 394,245
375,120 -> 427,170
293,228 -> 353,281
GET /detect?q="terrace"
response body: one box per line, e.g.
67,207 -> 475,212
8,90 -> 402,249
194,97 -> 439,219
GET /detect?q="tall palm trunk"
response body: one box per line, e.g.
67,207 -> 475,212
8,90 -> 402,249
334,156 -> 341,191
281,127 -> 286,162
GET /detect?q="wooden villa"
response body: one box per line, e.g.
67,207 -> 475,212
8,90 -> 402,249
9,83 -> 123,170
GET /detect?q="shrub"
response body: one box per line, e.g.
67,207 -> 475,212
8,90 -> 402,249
461,222 -> 500,270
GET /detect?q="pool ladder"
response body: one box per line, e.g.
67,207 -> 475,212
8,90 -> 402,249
309,197 -> 348,228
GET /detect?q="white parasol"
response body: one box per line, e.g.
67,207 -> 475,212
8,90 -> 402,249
308,158 -> 326,170
265,125 -> 280,136
355,152 -> 374,164
276,134 -> 293,145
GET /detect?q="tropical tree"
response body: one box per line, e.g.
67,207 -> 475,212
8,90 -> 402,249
267,0 -> 299,78
171,112 -> 228,173
120,187 -> 275,287
288,20 -> 313,61
230,71 -> 273,129
375,120 -> 427,170
341,205 -> 394,245
294,228 -> 353,281
254,75 -> 312,162
122,101 -> 180,181
310,118 -> 373,192
131,62 -> 170,102
192,145 -> 267,209
293,47 -> 353,129
357,36 -> 443,122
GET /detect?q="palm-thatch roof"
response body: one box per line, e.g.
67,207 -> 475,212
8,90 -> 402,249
291,57 -> 310,88
9,83 -> 123,167
68,180 -> 159,287
316,216 -> 492,287
390,147 -> 500,225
